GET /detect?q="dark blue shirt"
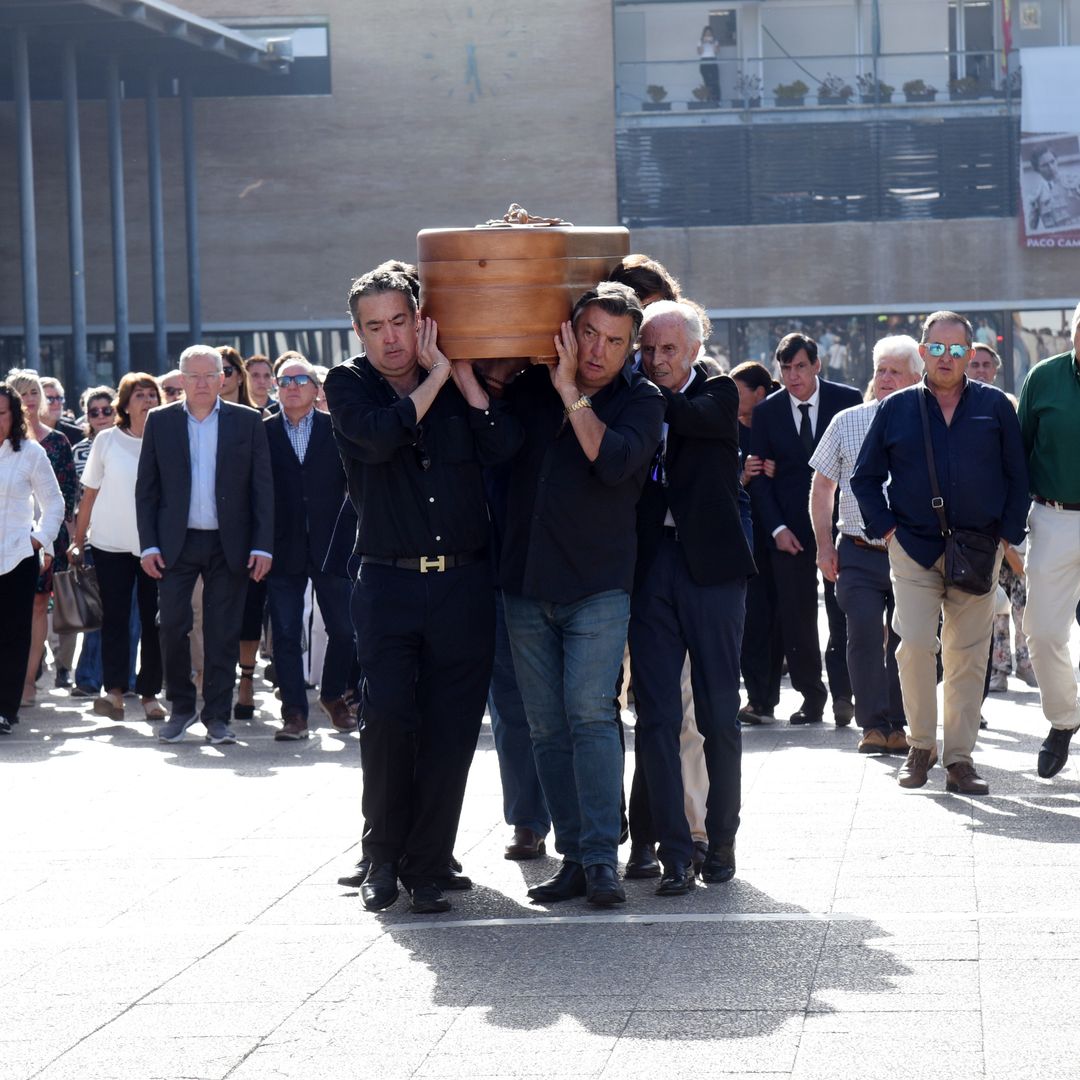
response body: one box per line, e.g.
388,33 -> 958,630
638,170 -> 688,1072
851,378 -> 1029,568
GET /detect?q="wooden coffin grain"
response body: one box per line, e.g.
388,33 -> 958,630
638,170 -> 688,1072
417,225 -> 630,361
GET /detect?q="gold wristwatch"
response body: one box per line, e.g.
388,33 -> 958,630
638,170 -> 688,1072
565,395 -> 593,416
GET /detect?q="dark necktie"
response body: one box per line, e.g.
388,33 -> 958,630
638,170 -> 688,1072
798,402 -> 814,455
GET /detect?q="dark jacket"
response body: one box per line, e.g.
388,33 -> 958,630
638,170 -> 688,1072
748,377 -> 863,549
135,399 -> 274,573
635,363 -> 756,588
264,409 -> 348,577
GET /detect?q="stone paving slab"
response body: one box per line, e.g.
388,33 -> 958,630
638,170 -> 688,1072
4,630 -> 1080,1079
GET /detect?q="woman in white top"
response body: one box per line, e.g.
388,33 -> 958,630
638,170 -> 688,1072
697,26 -> 720,103
0,383 -> 65,734
69,373 -> 164,722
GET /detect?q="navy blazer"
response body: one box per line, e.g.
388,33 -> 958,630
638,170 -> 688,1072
748,377 -> 863,549
635,363 -> 756,588
264,409 -> 349,577
135,399 -> 274,574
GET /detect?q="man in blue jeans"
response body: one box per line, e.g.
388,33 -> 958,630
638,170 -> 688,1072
500,282 -> 665,906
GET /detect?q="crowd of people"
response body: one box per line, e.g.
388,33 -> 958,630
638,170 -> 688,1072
1,257 -> 1078,918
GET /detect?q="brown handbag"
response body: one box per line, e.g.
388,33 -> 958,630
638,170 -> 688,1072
52,565 -> 104,634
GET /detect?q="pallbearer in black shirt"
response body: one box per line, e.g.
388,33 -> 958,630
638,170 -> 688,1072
501,282 -> 665,908
324,268 -> 522,916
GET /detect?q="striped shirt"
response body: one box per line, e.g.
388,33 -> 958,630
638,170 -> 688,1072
282,408 -> 314,464
809,398 -> 885,548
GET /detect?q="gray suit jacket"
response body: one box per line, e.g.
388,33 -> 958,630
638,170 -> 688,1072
135,399 -> 274,573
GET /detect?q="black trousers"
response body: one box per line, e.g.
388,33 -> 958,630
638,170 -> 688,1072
157,529 -> 249,722
628,538 -> 745,867
740,538 -> 783,711
93,547 -> 162,698
0,555 -> 39,720
350,559 -> 494,884
770,545 -> 852,716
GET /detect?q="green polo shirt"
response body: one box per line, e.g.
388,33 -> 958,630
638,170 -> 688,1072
1018,349 -> 1080,503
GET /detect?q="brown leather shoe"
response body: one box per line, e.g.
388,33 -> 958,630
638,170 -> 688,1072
320,697 -> 356,732
945,761 -> 989,795
885,729 -> 909,754
857,728 -> 889,754
504,826 -> 546,860
898,746 -> 938,788
275,709 -> 309,741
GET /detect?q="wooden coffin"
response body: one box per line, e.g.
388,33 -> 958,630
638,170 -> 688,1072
417,223 -> 629,362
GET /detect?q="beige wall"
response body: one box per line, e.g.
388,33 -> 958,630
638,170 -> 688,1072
630,218 -> 1078,313
0,0 -> 619,332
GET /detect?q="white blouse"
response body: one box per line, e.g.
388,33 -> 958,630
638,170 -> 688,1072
0,437 -> 65,576
81,426 -> 144,556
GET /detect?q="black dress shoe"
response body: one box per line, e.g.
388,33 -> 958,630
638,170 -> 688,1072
504,826 -> 546,860
701,841 -> 736,883
790,709 -> 823,725
360,863 -> 399,911
833,699 -> 854,726
527,861 -> 586,903
337,856 -> 371,889
691,840 -> 708,874
408,882 -> 451,914
656,862 -> 696,896
1038,725 -> 1079,779
585,864 -> 626,906
623,842 -> 661,879
434,868 -> 472,891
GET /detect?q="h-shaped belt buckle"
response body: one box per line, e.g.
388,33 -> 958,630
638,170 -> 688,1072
419,555 -> 447,573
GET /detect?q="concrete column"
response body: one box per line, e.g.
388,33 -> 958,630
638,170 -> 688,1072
13,29 -> 41,369
106,56 -> 130,377
62,41 -> 89,393
146,70 -> 168,370
180,78 -> 202,343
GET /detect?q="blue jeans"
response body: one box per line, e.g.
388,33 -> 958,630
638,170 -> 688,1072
72,579 -> 140,692
488,592 -> 549,836
266,570 -> 354,719
503,589 -> 629,869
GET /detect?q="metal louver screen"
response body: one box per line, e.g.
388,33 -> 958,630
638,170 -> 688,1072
616,117 -> 1019,227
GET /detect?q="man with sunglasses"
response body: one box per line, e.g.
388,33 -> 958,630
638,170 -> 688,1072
263,358 -> 355,741
852,311 -> 1029,795
325,267 -> 521,916
159,370 -> 185,403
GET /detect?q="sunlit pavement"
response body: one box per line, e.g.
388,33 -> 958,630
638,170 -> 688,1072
4,641 -> 1079,1080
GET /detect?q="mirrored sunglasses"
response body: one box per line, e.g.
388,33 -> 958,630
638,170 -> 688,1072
924,343 -> 969,360
277,374 -> 312,388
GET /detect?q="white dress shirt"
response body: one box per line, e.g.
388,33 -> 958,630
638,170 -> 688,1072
0,438 -> 65,575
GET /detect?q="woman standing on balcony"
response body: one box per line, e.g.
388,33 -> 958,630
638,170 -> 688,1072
698,26 -> 720,103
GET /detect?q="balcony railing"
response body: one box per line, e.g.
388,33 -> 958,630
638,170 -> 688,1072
616,50 -> 1021,116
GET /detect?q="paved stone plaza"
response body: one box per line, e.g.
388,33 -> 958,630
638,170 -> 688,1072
4,652 -> 1080,1080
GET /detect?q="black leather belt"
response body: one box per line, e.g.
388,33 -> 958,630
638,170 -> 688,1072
360,550 -> 484,573
842,534 -> 887,552
1034,495 -> 1080,512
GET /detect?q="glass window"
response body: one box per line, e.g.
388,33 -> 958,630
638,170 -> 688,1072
732,315 -> 868,389
1012,309 -> 1073,392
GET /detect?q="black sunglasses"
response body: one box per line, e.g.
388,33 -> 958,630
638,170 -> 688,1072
222,365 -> 236,377
88,406 -> 114,419
277,374 -> 312,388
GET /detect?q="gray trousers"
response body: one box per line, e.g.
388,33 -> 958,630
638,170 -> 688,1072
835,536 -> 905,733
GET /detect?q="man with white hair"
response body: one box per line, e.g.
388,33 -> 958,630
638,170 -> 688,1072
136,344 -> 274,745
1019,301 -> 1080,778
629,300 -> 755,893
810,336 -> 922,754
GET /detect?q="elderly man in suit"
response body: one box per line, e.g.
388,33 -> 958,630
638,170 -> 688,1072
137,344 -> 274,745
748,333 -> 862,725
628,301 -> 756,893
264,356 -> 356,740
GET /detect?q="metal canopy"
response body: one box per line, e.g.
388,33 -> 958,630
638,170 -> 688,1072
0,0 -> 286,98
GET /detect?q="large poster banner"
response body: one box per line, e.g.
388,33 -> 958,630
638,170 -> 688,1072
1019,46 -> 1080,248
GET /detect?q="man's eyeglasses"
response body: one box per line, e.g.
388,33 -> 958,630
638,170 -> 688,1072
277,374 -> 312,388
87,406 -> 114,419
222,365 -> 236,377
46,394 -> 65,404
924,343 -> 970,360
